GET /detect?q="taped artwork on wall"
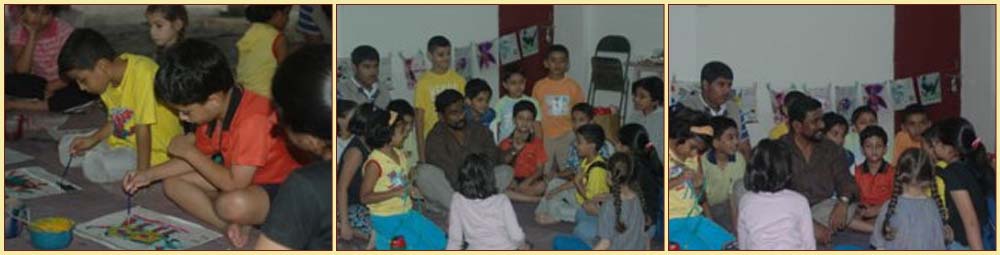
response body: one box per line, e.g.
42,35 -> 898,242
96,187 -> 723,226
498,32 -> 521,65
454,44 -> 475,80
835,84 -> 858,118
519,26 -> 539,57
398,51 -> 428,90
863,82 -> 888,112
918,72 -> 942,105
732,83 -> 758,124
890,77 -> 917,110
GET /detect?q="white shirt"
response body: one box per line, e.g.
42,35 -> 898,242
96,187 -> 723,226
352,77 -> 379,101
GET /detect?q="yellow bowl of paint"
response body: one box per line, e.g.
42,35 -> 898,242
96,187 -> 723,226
28,217 -> 74,250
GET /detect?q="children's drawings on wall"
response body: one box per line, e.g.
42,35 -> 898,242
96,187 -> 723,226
890,77 -> 917,110
77,207 -> 221,250
732,83 -> 758,124
498,32 -> 521,65
454,44 -> 475,80
398,51 -> 428,90
768,85 -> 788,123
477,40 -> 497,70
519,26 -> 539,58
806,84 -> 832,112
668,80 -> 699,107
4,167 -> 80,199
835,84 -> 858,118
378,56 -> 393,88
863,82 -> 888,112
918,72 -> 942,105
336,57 -> 352,82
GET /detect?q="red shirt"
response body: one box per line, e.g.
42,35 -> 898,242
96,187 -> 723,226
499,136 -> 547,178
853,162 -> 895,207
195,90 -> 301,185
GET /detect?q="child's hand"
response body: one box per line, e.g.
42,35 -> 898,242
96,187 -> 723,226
70,136 -> 99,155
338,224 -> 356,241
121,170 -> 151,194
167,134 -> 198,159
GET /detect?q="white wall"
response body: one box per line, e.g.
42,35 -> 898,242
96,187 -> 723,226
337,5 -> 663,108
669,5 -> 895,143
336,5 -> 499,102
556,5 -> 664,108
961,5 -> 996,151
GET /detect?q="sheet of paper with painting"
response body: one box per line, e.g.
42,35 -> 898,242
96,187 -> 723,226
5,166 -> 80,199
77,207 -> 222,250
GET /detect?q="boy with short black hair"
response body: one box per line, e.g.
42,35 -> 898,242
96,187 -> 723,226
337,45 -> 392,108
415,35 -> 466,162
854,125 -> 894,223
122,39 -> 301,248
493,65 -> 542,142
57,28 -> 182,183
844,106 -> 892,166
464,78 -> 496,127
700,116 -> 745,232
893,104 -> 931,163
533,44 -> 584,140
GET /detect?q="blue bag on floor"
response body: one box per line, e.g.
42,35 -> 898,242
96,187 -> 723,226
668,216 -> 735,250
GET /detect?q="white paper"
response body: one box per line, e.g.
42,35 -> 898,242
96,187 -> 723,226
918,72 -> 942,105
5,147 -> 33,165
519,26 -> 539,57
4,166 -> 81,199
76,206 -> 222,250
498,32 -> 521,65
890,77 -> 918,110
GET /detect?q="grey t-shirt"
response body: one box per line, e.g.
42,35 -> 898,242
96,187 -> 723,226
597,195 -> 649,250
870,196 -> 947,250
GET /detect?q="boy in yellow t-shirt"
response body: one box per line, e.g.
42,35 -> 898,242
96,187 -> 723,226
414,35 -> 466,161
236,5 -> 291,98
571,124 -> 611,242
57,29 -> 182,183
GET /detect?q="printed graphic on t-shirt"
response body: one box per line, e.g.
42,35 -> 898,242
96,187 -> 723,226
110,107 -> 135,139
545,95 -> 570,116
429,84 -> 459,101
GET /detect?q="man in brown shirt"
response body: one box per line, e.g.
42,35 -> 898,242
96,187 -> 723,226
414,89 -> 514,211
781,96 -> 871,245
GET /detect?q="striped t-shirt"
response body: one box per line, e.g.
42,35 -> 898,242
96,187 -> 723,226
11,18 -> 74,83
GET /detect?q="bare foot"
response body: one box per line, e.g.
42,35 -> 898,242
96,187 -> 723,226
227,223 -> 251,248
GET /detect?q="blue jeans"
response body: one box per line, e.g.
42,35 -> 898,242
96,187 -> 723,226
573,207 -> 598,243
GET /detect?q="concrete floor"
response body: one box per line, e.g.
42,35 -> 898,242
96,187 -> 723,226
4,106 -> 254,250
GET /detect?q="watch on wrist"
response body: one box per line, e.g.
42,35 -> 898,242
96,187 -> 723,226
838,195 -> 851,203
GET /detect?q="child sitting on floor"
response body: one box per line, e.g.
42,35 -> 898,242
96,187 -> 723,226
360,105 -> 446,250
145,5 -> 187,57
870,148 -> 951,250
447,153 -> 527,250
57,28 -> 182,183
7,5 -> 97,112
855,126 -> 895,222
122,39 -> 301,248
498,101 -> 546,201
236,5 -> 290,98
592,153 -> 650,250
738,139 -> 815,250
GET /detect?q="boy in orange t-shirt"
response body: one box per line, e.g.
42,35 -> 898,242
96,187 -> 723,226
121,40 -> 301,248
498,101 -> 547,202
854,125 -> 894,223
532,44 -> 585,140
893,104 -> 930,163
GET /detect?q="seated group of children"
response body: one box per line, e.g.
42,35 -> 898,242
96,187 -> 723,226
335,35 -> 665,250
669,90 -> 996,250
6,5 -> 332,250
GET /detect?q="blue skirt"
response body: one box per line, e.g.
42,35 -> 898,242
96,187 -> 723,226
370,209 -> 446,250
668,216 -> 735,250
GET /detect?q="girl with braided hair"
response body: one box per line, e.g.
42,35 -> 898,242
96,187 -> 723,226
870,148 -> 951,250
592,153 -> 649,250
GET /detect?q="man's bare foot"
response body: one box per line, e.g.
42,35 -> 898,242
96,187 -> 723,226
227,223 -> 251,248
814,223 -> 832,245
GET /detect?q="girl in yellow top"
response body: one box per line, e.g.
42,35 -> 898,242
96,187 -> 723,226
236,5 -> 290,99
360,108 -> 445,250
58,29 -> 182,183
571,124 -> 612,243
